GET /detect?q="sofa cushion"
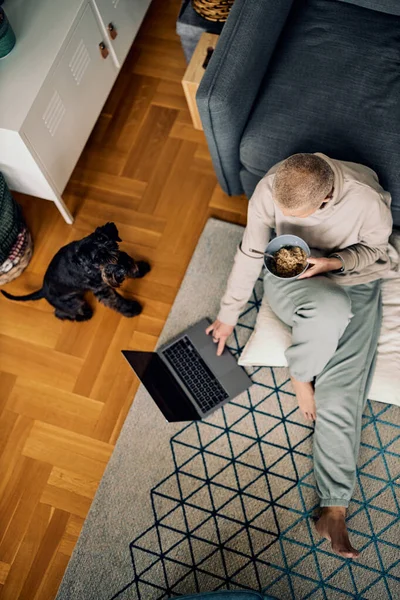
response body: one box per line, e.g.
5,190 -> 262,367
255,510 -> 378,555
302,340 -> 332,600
336,0 -> 400,15
240,0 -> 400,225
240,168 -> 262,200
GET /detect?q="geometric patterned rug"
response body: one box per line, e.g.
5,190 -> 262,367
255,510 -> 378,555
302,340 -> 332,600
56,219 -> 400,600
118,280 -> 400,600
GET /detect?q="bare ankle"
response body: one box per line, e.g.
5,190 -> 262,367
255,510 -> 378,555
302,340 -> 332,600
291,377 -> 316,421
291,376 -> 313,387
321,506 -> 346,518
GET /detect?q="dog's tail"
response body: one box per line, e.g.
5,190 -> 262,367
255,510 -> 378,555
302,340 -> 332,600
1,289 -> 44,302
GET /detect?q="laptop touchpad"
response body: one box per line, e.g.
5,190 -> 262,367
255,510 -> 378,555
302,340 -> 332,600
200,344 -> 236,377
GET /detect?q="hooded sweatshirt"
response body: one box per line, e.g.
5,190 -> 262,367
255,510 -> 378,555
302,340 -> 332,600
218,153 -> 394,326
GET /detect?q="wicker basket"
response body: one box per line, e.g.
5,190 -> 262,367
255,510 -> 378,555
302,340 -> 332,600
192,0 -> 235,22
0,226 -> 33,285
0,172 -> 33,285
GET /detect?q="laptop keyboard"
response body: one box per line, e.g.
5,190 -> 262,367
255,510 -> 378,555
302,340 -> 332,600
162,336 -> 229,413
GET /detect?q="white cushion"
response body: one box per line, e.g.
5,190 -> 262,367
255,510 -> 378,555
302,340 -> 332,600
238,295 -> 291,368
239,234 -> 400,408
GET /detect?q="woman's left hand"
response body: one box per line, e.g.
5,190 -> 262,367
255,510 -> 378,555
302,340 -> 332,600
298,256 -> 343,279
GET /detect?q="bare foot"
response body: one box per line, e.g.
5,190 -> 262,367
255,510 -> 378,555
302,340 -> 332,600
315,507 -> 360,559
291,377 -> 316,421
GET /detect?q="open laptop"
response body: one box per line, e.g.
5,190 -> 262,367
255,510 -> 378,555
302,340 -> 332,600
122,318 -> 252,422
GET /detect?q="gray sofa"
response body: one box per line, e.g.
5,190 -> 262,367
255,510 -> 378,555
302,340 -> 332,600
197,0 -> 400,226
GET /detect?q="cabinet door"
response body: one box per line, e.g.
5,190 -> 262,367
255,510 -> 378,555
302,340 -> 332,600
23,3 -> 117,194
93,0 -> 151,67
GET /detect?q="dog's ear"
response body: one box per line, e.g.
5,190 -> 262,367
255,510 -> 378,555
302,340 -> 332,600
95,222 -> 121,242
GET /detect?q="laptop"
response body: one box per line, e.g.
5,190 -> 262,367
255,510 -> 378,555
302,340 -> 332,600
122,318 -> 252,422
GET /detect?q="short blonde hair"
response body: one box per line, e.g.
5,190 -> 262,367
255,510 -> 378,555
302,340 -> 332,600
273,154 -> 334,211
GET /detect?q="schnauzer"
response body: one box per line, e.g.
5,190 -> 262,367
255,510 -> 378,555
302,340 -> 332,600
1,222 -> 150,321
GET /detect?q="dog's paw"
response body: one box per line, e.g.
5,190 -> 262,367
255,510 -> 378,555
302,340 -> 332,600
55,310 -> 75,321
76,305 -> 93,321
135,261 -> 151,278
121,300 -> 142,318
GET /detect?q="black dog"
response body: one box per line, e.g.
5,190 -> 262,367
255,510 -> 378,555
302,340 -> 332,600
1,222 -> 150,321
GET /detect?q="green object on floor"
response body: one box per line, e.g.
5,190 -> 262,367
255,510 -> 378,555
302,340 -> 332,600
0,173 -> 23,263
0,8 -> 16,58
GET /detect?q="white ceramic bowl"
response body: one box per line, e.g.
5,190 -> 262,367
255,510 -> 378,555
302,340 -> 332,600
265,234 -> 311,280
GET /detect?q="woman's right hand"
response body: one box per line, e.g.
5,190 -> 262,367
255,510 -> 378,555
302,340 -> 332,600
206,320 -> 234,356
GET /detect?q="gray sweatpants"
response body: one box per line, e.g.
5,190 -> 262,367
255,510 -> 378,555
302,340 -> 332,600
264,273 -> 382,508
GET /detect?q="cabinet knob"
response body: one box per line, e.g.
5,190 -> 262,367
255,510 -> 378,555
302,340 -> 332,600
99,42 -> 109,59
107,22 -> 118,40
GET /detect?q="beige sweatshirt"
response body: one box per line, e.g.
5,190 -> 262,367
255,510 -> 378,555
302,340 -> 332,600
218,153 -> 394,326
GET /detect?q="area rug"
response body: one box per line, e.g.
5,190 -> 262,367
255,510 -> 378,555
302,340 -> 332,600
56,218 -> 400,600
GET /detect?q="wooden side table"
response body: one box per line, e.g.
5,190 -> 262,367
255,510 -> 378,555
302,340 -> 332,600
182,32 -> 219,131
176,0 -> 224,63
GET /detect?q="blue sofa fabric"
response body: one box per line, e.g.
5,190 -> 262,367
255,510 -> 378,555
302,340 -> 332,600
197,0 -> 295,196
336,0 -> 400,15
197,0 -> 400,226
239,0 -> 400,224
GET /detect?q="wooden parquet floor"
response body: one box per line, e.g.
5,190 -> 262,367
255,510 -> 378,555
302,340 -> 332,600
0,1 -> 248,598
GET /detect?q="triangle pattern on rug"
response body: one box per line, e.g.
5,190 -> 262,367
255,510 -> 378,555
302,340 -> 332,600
230,561 -> 259,590
235,463 -> 264,491
236,441 -> 268,468
228,430 -> 258,457
242,494 -> 269,523
158,524 -> 187,554
204,454 -> 232,479
243,474 -> 272,503
179,453 -> 208,481
172,424 -> 201,450
253,402 -> 282,427
177,472 -> 207,501
249,506 -> 278,536
217,495 -> 246,523
186,485 -> 213,512
223,530 -> 253,557
289,573 -> 320,599
230,412 -> 258,438
291,552 -> 320,581
198,550 -> 227,579
152,493 -> 181,522
131,580 -> 167,600
209,482 -> 238,511
158,505 -> 187,534
171,439 -> 199,468
223,403 -> 250,428
197,422 -> 226,450
92,224 -> 400,600
351,564 -> 384,596
169,570 -> 197,596
183,505 -> 211,533
124,298 -> 400,600
190,536 -> 219,566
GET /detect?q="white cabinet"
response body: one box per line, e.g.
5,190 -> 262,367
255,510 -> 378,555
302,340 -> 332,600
93,0 -> 151,67
0,0 -> 152,223
23,3 -> 117,195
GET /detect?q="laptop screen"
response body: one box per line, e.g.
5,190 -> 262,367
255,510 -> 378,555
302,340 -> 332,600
122,351 -> 200,422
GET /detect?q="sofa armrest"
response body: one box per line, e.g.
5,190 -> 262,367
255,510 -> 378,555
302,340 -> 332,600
197,0 -> 295,196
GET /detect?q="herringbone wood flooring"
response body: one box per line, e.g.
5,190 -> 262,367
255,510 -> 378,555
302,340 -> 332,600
0,1 -> 248,598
